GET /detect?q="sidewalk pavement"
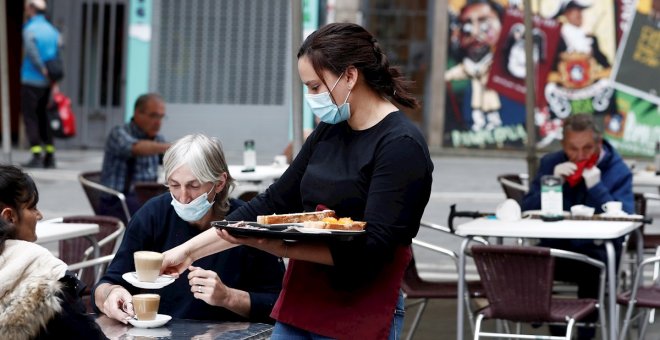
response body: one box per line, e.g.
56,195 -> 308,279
3,147 -> 660,339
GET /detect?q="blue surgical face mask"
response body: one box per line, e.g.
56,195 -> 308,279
170,185 -> 216,222
304,73 -> 352,124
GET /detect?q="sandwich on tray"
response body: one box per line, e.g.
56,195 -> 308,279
257,210 -> 366,231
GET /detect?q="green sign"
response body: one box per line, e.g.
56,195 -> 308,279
124,0 -> 153,120
604,90 -> 660,157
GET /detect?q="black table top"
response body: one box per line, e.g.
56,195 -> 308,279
95,315 -> 273,340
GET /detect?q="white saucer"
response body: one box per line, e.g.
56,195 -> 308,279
122,272 -> 175,289
127,327 -> 171,337
600,211 -> 628,217
128,314 -> 172,328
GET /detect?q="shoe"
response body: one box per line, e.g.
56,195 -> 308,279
44,153 -> 56,169
22,154 -> 43,168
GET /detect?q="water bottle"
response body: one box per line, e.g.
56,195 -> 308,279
655,141 -> 660,175
243,140 -> 256,172
541,175 -> 564,220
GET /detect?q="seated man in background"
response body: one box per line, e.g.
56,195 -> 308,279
522,113 -> 633,340
92,134 -> 284,324
100,93 -> 171,215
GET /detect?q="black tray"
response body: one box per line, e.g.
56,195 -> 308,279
212,221 -> 366,242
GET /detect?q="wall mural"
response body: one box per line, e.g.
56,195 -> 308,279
441,0 -> 660,157
607,0 -> 660,156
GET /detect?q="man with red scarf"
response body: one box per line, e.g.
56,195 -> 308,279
522,113 -> 632,340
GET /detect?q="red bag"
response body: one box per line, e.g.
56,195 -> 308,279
47,92 -> 76,138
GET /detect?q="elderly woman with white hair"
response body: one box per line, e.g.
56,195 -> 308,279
92,134 -> 284,324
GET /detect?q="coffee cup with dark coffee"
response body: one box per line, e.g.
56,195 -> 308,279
132,293 -> 160,321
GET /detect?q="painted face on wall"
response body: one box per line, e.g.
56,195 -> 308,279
458,3 -> 502,61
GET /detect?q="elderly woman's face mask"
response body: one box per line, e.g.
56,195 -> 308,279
170,185 -> 216,222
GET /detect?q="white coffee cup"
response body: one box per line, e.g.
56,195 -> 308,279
495,199 -> 522,222
273,155 -> 288,167
131,293 -> 160,320
134,251 -> 164,282
601,201 -> 623,215
571,204 -> 595,217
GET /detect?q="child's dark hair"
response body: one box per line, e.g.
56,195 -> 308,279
0,164 -> 39,212
0,217 -> 16,254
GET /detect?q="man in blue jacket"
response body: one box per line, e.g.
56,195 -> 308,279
21,0 -> 61,168
522,113 -> 633,340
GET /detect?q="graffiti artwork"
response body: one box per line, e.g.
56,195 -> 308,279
444,0 -> 619,150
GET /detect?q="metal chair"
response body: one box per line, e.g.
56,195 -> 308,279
619,192 -> 659,290
617,247 -> 660,340
134,181 -> 169,206
471,244 -> 607,340
57,215 -> 125,312
496,173 -> 528,206
78,171 -> 131,224
402,221 -> 486,340
627,192 -> 660,252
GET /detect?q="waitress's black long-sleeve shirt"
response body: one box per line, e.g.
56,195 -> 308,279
228,111 -> 434,284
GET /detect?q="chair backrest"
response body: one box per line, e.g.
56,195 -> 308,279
134,182 -> 168,206
59,215 -> 125,282
78,171 -> 131,224
496,174 -> 528,206
403,222 -> 483,299
625,192 -> 651,251
401,254 -> 426,295
471,244 -> 554,322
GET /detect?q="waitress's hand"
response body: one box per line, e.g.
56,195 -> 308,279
161,244 -> 194,277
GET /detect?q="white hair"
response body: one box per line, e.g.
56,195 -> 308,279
163,134 -> 235,211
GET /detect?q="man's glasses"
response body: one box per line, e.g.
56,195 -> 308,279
144,112 -> 166,121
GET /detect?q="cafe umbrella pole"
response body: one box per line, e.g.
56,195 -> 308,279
524,0 -> 538,180
0,0 -> 11,163
291,0 -> 304,159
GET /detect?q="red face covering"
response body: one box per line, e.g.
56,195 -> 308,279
565,152 -> 599,187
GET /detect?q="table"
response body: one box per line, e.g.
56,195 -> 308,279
228,164 -> 287,200
454,217 -> 642,340
36,221 -> 101,273
633,170 -> 660,187
95,315 -> 273,339
36,221 -> 99,245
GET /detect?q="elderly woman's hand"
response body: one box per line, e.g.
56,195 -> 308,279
102,285 -> 134,324
188,265 -> 231,307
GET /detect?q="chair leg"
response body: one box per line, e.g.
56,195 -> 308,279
619,302 -> 638,340
649,308 -> 655,324
639,309 -> 651,340
404,299 -> 427,340
465,294 -> 478,335
599,303 -> 608,340
565,318 -> 575,340
501,320 -> 511,335
473,314 -> 484,340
